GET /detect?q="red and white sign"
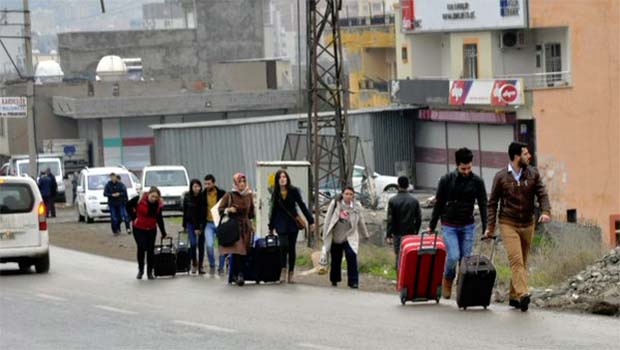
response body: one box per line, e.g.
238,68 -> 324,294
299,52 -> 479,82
449,79 -> 524,106
401,0 -> 415,30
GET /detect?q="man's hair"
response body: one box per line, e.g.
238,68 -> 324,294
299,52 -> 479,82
455,147 -> 474,165
508,142 -> 528,161
204,174 -> 216,182
109,172 -> 116,177
397,176 -> 409,189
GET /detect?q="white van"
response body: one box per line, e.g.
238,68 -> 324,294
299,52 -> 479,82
10,154 -> 66,202
75,167 -> 140,223
0,176 -> 50,273
141,165 -> 189,211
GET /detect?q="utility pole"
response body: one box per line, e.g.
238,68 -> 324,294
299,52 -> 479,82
23,0 -> 37,178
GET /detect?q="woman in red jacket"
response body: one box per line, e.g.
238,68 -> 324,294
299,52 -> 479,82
132,187 -> 167,280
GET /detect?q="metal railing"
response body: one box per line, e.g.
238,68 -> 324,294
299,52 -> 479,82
338,15 -> 395,28
496,71 -> 572,90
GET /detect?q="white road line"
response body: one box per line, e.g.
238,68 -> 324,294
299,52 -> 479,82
297,343 -> 348,350
172,320 -> 237,334
35,293 -> 67,302
93,305 -> 138,315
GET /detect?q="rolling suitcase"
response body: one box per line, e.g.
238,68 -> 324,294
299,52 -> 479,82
176,231 -> 191,274
153,237 -> 177,278
456,237 -> 498,310
228,234 -> 282,284
397,231 -> 446,305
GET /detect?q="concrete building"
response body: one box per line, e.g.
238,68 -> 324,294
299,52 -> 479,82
142,0 -> 195,30
392,0 -> 619,246
58,0 -> 264,81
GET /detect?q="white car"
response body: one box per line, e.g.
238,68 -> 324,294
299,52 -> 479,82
11,154 -> 67,202
75,167 -> 140,223
0,176 -> 50,273
352,165 -> 408,197
141,165 -> 189,211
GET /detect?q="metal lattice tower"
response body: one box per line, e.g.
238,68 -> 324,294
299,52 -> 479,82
302,0 -> 353,247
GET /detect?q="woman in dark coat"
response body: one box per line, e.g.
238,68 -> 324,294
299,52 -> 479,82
218,173 -> 255,286
131,186 -> 167,280
182,179 -> 206,274
268,169 -> 314,283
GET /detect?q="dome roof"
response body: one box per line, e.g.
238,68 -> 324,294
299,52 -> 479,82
96,55 -> 127,74
34,60 -> 64,78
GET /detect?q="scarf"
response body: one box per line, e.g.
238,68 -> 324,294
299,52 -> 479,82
232,172 -> 252,197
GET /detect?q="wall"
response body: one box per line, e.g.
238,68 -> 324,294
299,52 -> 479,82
59,0 -> 264,81
213,62 -> 268,91
449,31 -> 494,79
529,0 -> 620,246
394,4 -> 413,80
410,33 -> 448,78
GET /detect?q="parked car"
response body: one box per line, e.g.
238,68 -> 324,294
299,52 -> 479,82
75,167 -> 140,223
0,176 -> 50,273
10,154 -> 66,202
352,165 -> 411,196
141,165 -> 189,211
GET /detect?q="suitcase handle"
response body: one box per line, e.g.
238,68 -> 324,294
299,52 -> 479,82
475,236 -> 498,270
160,237 -> 174,247
417,229 -> 439,252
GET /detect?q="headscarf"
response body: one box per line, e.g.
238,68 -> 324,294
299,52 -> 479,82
232,172 -> 252,197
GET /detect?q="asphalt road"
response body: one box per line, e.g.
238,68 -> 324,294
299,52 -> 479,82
1,247 -> 618,350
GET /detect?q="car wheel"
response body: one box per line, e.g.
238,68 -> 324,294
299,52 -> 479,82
86,211 -> 94,224
35,253 -> 50,274
18,261 -> 31,272
77,206 -> 85,222
384,185 -> 398,193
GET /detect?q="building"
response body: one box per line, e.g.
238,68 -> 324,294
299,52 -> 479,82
392,0 -> 619,246
142,0 -> 195,30
58,0 -> 264,81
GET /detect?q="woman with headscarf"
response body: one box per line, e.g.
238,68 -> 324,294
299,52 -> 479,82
182,179 -> 206,274
218,173 -> 255,286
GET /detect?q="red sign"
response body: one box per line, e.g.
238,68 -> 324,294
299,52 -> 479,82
490,80 -> 519,106
450,79 -> 524,106
401,0 -> 415,30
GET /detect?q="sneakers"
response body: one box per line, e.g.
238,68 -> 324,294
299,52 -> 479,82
519,294 -> 531,312
191,263 -> 198,274
509,299 -> 521,308
442,278 -> 454,299
199,266 -> 206,275
209,267 -> 215,276
126,228 -> 132,235
136,271 -> 144,280
147,273 -> 155,280
217,268 -> 224,276
287,271 -> 295,284
236,273 -> 245,286
349,284 -> 359,289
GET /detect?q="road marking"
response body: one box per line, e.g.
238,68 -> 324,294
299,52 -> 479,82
172,320 -> 237,334
297,343 -> 347,350
93,305 -> 138,315
36,293 -> 67,302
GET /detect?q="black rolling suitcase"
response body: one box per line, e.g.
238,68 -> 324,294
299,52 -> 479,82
153,237 -> 177,278
176,231 -> 191,274
456,237 -> 497,310
228,234 -> 282,284
253,234 -> 282,283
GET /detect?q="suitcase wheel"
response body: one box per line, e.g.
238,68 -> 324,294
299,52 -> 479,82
256,281 -> 261,285
435,298 -> 440,304
400,287 -> 408,305
463,306 -> 467,310
483,306 -> 487,310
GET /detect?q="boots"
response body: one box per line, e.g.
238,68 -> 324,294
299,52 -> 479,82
442,278 -> 454,299
287,271 -> 295,284
280,268 -> 287,283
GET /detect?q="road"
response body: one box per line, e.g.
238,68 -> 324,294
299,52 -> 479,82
1,247 -> 618,350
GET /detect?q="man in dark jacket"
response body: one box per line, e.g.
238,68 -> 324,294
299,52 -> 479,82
202,174 -> 227,275
429,148 -> 488,300
484,142 -> 551,312
386,176 -> 421,273
37,171 -> 53,218
104,173 -> 127,235
46,168 -> 57,218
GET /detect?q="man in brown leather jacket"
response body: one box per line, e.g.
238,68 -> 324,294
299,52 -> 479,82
484,141 -> 551,312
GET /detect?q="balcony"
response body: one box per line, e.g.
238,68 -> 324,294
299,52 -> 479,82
338,15 -> 395,28
496,71 -> 571,90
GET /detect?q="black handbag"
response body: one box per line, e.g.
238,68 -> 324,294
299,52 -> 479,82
216,193 -> 240,247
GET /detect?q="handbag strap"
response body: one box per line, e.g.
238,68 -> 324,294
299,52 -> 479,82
278,195 -> 299,221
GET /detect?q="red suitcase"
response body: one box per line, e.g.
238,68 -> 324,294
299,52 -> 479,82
397,231 -> 446,305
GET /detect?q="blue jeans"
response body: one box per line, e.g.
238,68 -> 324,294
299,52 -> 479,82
442,223 -> 476,280
205,221 -> 226,269
187,223 -> 205,266
109,203 -> 130,233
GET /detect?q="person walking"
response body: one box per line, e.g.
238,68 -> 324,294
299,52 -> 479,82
71,172 -> 78,205
183,179 -> 206,275
203,174 -> 227,275
484,142 -> 551,312
37,171 -> 53,217
268,169 -> 315,284
131,187 -> 167,280
428,147 -> 488,299
104,173 -> 126,236
218,173 -> 255,286
46,168 -> 57,218
386,176 -> 421,273
116,174 -> 132,235
322,186 -> 370,289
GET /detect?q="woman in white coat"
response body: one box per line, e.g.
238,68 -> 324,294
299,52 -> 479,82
322,186 -> 370,288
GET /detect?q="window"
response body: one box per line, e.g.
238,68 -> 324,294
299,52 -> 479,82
0,183 -> 34,214
17,160 -> 61,177
87,174 -> 132,191
544,43 -> 562,84
144,170 -> 188,187
463,44 -> 478,79
401,46 -> 408,62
